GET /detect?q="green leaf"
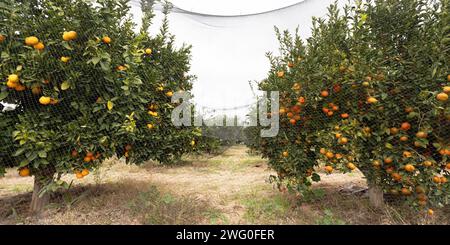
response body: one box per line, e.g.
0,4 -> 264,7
13,147 -> 26,157
38,151 -> 47,158
0,91 -> 8,100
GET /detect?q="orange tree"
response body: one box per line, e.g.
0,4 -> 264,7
251,0 -> 449,210
0,0 -> 198,212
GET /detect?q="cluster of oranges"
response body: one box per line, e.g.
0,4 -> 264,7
5,74 -> 26,91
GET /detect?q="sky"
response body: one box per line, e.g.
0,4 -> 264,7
130,0 -> 347,119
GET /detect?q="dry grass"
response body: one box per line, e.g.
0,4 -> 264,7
1,145 -> 449,224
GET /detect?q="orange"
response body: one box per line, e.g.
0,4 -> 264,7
446,163 -> 450,170
83,156 -> 92,163
437,92 -> 448,101
289,119 -> 297,125
147,123 -> 154,129
404,164 -> 415,172
0,34 -> 5,42
400,122 -> 411,131
15,84 -> 26,91
347,163 -> 356,171
294,115 -> 301,121
102,36 -> 112,44
165,91 -> 173,97
324,166 -> 334,173
277,71 -> 285,78
331,105 -> 339,111
363,127 -> 371,133
441,177 -> 448,184
424,161 -> 433,167
326,152 -> 334,159
400,136 -> 409,142
145,48 -> 152,55
433,176 -> 441,184
76,173 -> 84,179
320,90 -> 329,97
367,97 -> 378,104
335,153 -> 343,159
327,111 -> 334,117
282,151 -> 289,157
71,150 -> 78,157
6,80 -> 18,89
39,96 -> 51,105
19,167 -> 30,177
339,137 -> 348,145
417,193 -> 427,202
63,31 -> 77,41
191,140 -> 196,146
401,188 -> 411,195
319,148 -> 327,155
386,167 -> 395,174
403,151 -> 412,158
341,113 -> 349,119
384,157 -> 393,164
81,169 -> 90,176
25,36 -> 39,46
322,107 -> 329,114
287,62 -> 294,68
335,133 -> 342,139
86,152 -> 94,158
444,86 -> 450,93
427,209 -> 434,216
279,108 -> 286,114
33,42 -> 45,50
416,131 -> 427,138
287,112 -> 294,118
298,97 -> 306,104
390,127 -> 399,135
391,173 -> 402,181
448,74 -> 450,82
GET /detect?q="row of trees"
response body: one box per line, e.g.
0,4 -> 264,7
247,0 -> 449,210
0,0 -> 207,212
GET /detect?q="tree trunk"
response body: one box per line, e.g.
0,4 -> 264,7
30,171 -> 55,214
368,184 -> 384,208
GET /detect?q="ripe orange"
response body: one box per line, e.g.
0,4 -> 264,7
448,74 -> 450,82
147,123 -> 154,129
294,115 -> 301,121
320,148 -> 326,155
424,161 -> 433,167
335,153 -> 343,159
6,80 -> 17,89
327,111 -> 334,117
347,163 -> 356,171
341,113 -> 349,119
386,167 -> 395,174
298,97 -> 306,104
367,97 -> 378,104
446,163 -> 450,170
384,157 -> 393,164
39,96 -> 51,105
145,48 -> 152,55
400,122 -> 411,131
404,164 -> 415,172
15,84 -> 26,91
403,151 -> 412,158
277,71 -> 285,78
390,127 -> 399,135
416,131 -> 427,138
401,188 -> 411,195
400,136 -> 409,142
441,177 -> 448,184
282,151 -> 289,157
165,91 -> 173,97
0,34 -> 5,42
25,36 -> 39,46
331,105 -> 339,111
391,173 -> 402,181
19,167 -> 30,177
437,92 -> 448,101
83,156 -> 92,163
322,107 -> 329,114
33,42 -> 45,50
289,119 -> 297,125
339,137 -> 348,145
81,169 -> 89,176
433,176 -> 441,184
76,173 -> 84,179
320,90 -> 329,97
444,86 -> 450,93
63,31 -> 77,41
326,152 -> 334,159
325,166 -> 334,173
102,36 -> 112,44
335,133 -> 342,139
286,112 -> 294,118
288,62 -> 294,68
427,209 -> 434,216
71,150 -> 78,157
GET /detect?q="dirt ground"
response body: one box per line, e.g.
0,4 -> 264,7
0,145 -> 448,225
